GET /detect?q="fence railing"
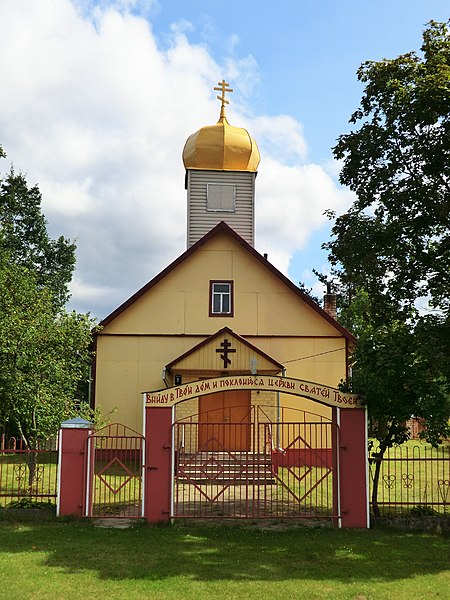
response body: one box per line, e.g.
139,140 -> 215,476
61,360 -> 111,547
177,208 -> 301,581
0,435 -> 59,507
368,441 -> 450,517
2,432 -> 448,518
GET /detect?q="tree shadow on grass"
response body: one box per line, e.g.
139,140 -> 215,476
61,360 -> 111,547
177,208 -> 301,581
0,519 -> 449,583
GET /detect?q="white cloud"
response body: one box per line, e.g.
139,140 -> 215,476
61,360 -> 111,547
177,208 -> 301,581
253,115 -> 308,162
0,0 -> 353,319
255,158 -> 353,274
170,18 -> 194,35
40,179 -> 94,217
323,157 -> 345,179
74,0 -> 158,17
227,33 -> 240,54
223,54 -> 259,99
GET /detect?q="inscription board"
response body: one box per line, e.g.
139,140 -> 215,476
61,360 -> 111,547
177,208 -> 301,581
144,375 -> 361,409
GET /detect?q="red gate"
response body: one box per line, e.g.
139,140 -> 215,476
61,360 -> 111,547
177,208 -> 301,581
173,408 -> 339,521
85,424 -> 144,518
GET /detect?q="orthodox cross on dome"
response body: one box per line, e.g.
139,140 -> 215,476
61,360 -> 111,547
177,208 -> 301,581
216,338 -> 236,369
214,79 -> 233,119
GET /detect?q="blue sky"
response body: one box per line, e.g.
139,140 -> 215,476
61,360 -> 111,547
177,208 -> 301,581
150,0 -> 449,161
0,1 -> 448,318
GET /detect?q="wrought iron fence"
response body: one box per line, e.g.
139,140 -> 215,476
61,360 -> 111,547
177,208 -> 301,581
86,424 -> 144,518
0,435 -> 58,507
368,441 -> 450,517
173,418 -> 337,520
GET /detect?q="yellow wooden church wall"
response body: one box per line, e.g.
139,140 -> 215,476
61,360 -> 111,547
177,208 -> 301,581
94,231 -> 348,431
102,232 -> 337,337
95,336 -> 343,428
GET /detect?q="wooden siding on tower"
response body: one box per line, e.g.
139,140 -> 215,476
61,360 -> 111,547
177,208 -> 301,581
187,170 -> 255,247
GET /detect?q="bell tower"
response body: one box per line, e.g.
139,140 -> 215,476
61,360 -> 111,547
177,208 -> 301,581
182,80 -> 260,248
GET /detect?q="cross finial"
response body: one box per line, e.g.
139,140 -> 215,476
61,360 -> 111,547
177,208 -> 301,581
214,79 -> 233,119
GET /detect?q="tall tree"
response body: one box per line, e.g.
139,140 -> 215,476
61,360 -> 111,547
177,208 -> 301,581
335,289 -> 450,515
0,149 -> 96,485
324,21 -> 450,513
0,251 -> 96,483
328,20 -> 450,315
0,168 -> 76,309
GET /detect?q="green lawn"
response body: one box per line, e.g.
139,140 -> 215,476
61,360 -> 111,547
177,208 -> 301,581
0,517 -> 448,599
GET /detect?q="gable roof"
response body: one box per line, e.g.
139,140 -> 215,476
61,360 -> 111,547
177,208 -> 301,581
166,326 -> 284,372
98,221 -> 356,343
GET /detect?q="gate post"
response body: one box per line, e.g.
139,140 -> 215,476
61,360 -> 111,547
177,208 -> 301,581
145,406 -> 173,523
57,417 -> 93,518
339,407 -> 369,528
331,407 -> 339,524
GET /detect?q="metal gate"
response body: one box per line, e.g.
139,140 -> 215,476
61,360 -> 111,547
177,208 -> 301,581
85,423 -> 144,518
172,409 -> 339,521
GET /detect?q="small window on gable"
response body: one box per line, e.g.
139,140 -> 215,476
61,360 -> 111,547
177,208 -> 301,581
207,184 -> 235,212
210,281 -> 233,316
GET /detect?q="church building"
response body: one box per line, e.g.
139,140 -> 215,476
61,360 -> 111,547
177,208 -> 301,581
92,80 -> 355,443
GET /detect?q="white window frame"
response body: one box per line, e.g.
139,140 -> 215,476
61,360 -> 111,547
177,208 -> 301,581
210,281 -> 233,316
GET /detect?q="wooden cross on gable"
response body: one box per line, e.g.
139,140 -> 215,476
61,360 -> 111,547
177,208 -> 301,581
216,338 -> 236,369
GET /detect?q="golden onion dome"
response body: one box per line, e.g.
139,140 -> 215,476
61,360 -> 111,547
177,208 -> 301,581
182,80 -> 260,172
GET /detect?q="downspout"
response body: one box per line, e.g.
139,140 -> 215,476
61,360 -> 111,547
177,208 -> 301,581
78,347 -> 94,410
87,364 -> 92,408
89,335 -> 97,410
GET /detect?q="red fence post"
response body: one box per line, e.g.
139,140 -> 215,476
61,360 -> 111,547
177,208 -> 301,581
145,406 -> 173,523
332,407 -> 339,524
57,418 -> 93,518
339,407 -> 369,528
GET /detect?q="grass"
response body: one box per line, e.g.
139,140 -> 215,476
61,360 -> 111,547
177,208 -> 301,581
0,516 -> 448,599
